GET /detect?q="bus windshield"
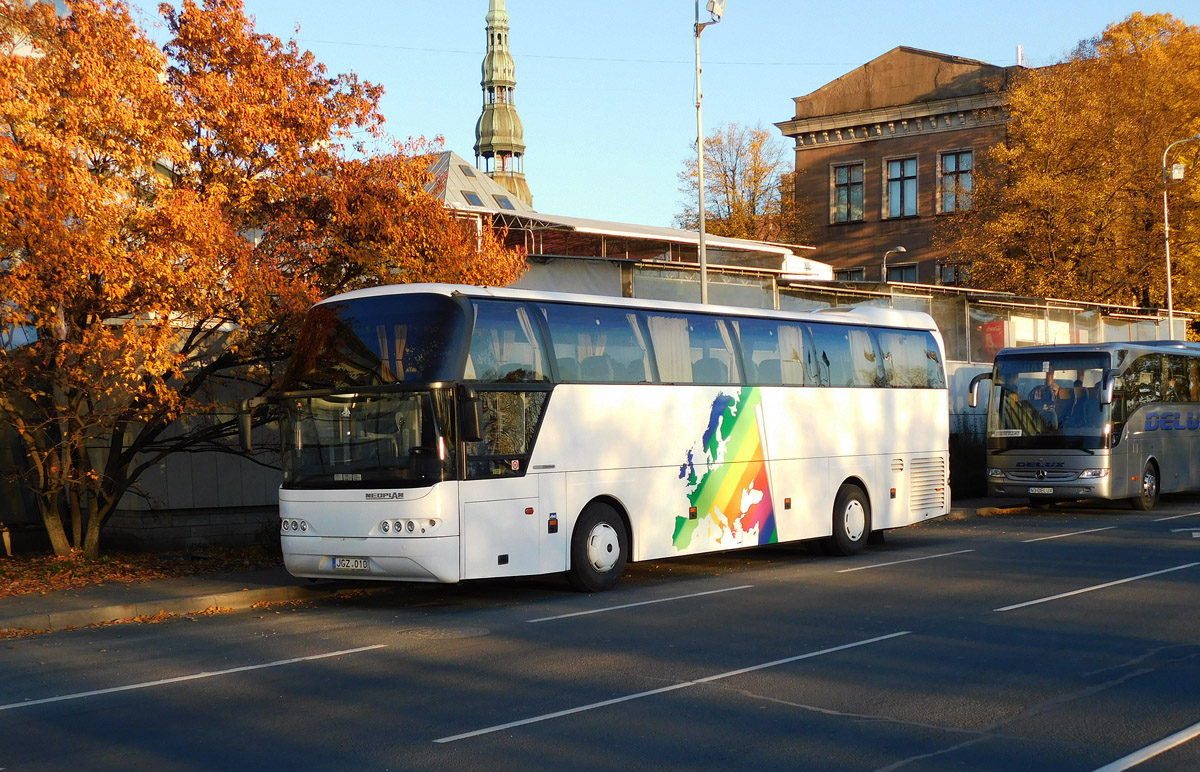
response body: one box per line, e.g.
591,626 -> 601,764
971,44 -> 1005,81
281,389 -> 456,489
280,294 -> 467,391
988,352 -> 1111,450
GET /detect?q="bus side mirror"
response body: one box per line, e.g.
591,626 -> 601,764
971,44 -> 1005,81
967,373 -> 992,409
238,396 -> 268,453
1100,375 -> 1116,405
460,387 -> 483,443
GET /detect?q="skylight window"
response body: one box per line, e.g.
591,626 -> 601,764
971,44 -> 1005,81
494,195 -> 516,210
462,191 -> 484,206
459,165 -> 476,177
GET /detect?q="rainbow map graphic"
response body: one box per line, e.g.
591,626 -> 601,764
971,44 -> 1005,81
674,387 -> 778,550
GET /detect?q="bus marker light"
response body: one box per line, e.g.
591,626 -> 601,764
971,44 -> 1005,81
890,488 -> 897,499
784,498 -> 791,510
525,507 -> 534,515
688,507 -> 697,520
548,515 -> 558,534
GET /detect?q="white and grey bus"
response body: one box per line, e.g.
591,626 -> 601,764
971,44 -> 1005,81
251,284 -> 951,591
969,341 -> 1200,510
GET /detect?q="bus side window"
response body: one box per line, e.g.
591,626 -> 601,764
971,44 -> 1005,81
731,318 -> 804,386
466,301 -> 549,383
1165,355 -> 1192,402
1191,359 -> 1200,403
1126,354 -> 1162,413
807,323 -> 854,387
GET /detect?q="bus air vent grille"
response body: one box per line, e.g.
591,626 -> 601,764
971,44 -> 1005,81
910,456 -> 946,514
891,458 -> 904,472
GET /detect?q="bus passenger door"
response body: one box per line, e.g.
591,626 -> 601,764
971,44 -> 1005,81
461,475 -> 540,579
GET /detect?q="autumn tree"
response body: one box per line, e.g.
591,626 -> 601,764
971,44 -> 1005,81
676,121 -> 809,244
0,0 -> 525,557
937,13 -> 1200,314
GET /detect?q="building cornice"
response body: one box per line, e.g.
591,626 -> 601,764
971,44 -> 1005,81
776,91 -> 1007,150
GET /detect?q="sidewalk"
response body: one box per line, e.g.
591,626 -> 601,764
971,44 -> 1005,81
1,496 -> 1027,634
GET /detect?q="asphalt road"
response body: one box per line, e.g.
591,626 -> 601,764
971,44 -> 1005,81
2,496 -> 1199,772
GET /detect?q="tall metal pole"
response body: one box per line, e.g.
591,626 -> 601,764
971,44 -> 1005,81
1161,133 -> 1200,338
695,2 -> 708,304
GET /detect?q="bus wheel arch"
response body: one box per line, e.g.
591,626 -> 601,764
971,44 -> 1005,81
1130,458 -> 1160,511
822,479 -> 871,556
567,497 -> 630,592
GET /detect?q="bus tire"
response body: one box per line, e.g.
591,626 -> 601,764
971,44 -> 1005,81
1130,460 -> 1159,511
567,502 -> 628,592
822,483 -> 871,557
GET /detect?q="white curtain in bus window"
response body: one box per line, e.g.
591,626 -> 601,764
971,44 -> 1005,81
467,302 -> 548,383
877,330 -> 938,388
779,324 -> 805,385
848,328 -> 882,386
536,303 -> 652,383
647,314 -> 692,383
374,325 -> 407,382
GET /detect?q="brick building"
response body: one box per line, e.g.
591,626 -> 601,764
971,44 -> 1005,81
776,47 -> 1022,285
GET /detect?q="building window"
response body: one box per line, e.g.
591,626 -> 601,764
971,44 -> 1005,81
462,191 -> 484,207
459,165 -> 477,177
832,163 -> 864,223
939,150 -> 973,212
886,157 -> 918,218
886,263 -> 918,283
834,268 -> 866,281
493,195 -> 516,210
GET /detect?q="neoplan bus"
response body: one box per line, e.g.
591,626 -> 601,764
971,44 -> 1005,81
245,284 -> 952,591
968,341 -> 1200,510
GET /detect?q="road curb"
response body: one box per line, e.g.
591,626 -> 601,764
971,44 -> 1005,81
1,580 -> 373,633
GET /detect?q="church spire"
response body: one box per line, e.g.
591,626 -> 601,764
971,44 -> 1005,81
474,0 -> 531,206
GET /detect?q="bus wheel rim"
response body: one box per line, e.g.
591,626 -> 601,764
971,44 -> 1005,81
586,523 -> 620,573
843,501 -> 866,541
1144,467 -> 1157,498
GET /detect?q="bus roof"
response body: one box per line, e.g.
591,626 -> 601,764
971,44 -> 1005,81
318,282 -> 940,333
995,340 -> 1200,359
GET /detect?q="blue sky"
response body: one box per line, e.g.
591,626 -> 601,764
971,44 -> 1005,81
130,1 -> 1196,228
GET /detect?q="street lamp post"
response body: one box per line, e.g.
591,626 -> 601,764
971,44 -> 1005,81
882,246 -> 906,283
695,0 -> 724,304
1162,132 -> 1200,338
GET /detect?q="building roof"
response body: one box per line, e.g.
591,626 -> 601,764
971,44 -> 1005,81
425,151 -> 829,279
427,150 -> 536,214
783,46 -> 1020,122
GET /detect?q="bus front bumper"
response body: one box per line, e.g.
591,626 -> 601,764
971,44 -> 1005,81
281,534 -> 461,584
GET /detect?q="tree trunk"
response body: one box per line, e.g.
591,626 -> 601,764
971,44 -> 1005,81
39,499 -> 72,556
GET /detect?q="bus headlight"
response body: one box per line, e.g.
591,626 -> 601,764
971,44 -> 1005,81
987,468 -> 1005,479
1078,468 -> 1109,479
381,520 -> 389,533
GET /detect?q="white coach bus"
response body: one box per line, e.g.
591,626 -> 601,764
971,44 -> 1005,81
250,284 -> 951,591
969,341 -> 1200,510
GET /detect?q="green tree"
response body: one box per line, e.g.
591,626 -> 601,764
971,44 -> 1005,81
0,0 -> 525,557
676,121 -> 808,244
938,13 -> 1200,313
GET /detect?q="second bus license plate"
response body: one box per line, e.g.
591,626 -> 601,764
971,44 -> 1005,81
333,556 -> 370,571
1027,487 -> 1054,495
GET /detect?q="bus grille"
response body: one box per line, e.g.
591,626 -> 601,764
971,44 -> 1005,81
910,456 -> 947,514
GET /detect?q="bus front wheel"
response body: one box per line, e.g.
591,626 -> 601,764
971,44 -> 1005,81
1130,461 -> 1159,511
822,484 -> 871,556
567,503 -> 628,592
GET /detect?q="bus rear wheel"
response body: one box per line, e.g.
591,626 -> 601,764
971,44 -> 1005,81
567,502 -> 628,592
1130,460 -> 1159,511
822,483 -> 871,557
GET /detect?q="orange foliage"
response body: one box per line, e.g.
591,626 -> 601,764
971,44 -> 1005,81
0,0 -> 526,558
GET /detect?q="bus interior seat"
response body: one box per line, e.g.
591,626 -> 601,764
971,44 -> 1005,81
756,359 -> 782,385
622,359 -> 647,383
557,357 -> 580,381
581,355 -> 616,382
693,357 -> 728,385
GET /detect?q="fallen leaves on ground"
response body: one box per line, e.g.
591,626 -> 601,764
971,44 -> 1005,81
0,547 -> 282,599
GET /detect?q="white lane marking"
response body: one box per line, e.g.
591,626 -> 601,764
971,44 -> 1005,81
1091,718 -> 1200,771
0,645 -> 387,712
527,585 -> 754,623
836,550 -> 974,573
435,631 -> 911,743
1154,511 -> 1200,522
1022,526 -> 1116,543
995,563 -> 1200,612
